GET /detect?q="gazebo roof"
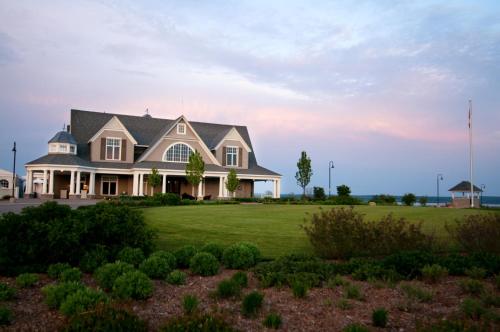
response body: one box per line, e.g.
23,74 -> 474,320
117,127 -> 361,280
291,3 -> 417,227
448,181 -> 482,192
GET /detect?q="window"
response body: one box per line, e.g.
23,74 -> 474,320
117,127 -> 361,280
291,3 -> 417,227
164,143 -> 193,163
49,144 -> 57,152
0,179 -> 8,189
226,146 -> 238,166
106,138 -> 121,160
59,144 -> 67,152
177,123 -> 186,135
101,176 -> 118,196
70,145 -> 76,154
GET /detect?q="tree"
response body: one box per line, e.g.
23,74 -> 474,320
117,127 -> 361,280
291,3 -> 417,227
225,169 -> 240,198
419,196 -> 428,207
401,193 -> 416,206
337,185 -> 351,197
147,168 -> 162,196
186,151 -> 205,199
313,187 -> 326,200
295,151 -> 312,198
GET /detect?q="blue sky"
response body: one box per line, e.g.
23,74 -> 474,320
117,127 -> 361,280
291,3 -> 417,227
0,0 -> 499,195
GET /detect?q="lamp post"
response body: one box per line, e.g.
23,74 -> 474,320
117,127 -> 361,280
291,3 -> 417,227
11,142 -> 16,202
436,173 -> 443,207
328,161 -> 334,197
480,184 -> 485,207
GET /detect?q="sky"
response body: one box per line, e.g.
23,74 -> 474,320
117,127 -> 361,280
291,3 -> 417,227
0,0 -> 499,196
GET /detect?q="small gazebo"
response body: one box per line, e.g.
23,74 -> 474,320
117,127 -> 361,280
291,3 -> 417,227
448,181 -> 482,208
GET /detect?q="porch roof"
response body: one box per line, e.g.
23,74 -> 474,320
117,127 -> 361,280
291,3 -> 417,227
448,181 -> 482,192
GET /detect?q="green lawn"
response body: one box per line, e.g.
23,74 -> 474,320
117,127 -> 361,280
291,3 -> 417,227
143,204 -> 498,258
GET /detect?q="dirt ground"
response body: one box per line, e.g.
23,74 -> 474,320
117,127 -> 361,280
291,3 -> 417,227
1,270 -> 498,331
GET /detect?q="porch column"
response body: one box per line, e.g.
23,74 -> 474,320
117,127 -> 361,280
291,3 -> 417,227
26,170 -> 33,195
162,174 -> 167,194
49,169 -> 55,195
69,170 -> 75,195
75,171 -> 81,195
132,173 -> 139,196
218,176 -> 224,198
276,179 -> 281,198
139,173 -> 144,196
89,172 -> 95,195
272,179 -> 278,199
197,180 -> 203,199
42,169 -> 48,194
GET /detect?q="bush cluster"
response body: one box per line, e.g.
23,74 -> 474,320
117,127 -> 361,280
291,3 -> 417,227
0,283 -> 16,301
190,252 -> 219,276
112,271 -> 154,300
242,291 -> 264,317
59,288 -> 108,317
64,305 -> 147,332
159,313 -> 235,332
42,282 -> 86,309
222,242 -> 261,269
139,255 -> 175,279
446,213 -> 500,254
216,279 -> 241,299
369,194 -> 396,205
79,245 -> 109,273
200,243 -> 224,261
94,262 -> 135,290
117,247 -> 145,267
166,270 -> 186,285
231,271 -> 248,288
60,267 -> 82,282
0,306 -> 12,326
15,273 -> 39,288
174,246 -> 198,268
303,207 -> 434,259
421,264 -> 448,283
0,202 -> 156,275
47,263 -> 71,279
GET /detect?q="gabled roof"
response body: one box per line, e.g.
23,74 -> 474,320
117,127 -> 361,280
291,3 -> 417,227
448,181 -> 483,192
87,116 -> 138,145
213,127 -> 252,152
48,131 -> 77,145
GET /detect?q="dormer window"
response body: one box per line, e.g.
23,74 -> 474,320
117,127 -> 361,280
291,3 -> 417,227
59,144 -> 67,153
177,123 -> 186,135
50,144 -> 57,152
106,138 -> 121,160
70,145 -> 76,154
226,146 -> 238,166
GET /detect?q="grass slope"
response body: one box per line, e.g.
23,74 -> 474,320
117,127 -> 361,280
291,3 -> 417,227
144,204 -> 497,258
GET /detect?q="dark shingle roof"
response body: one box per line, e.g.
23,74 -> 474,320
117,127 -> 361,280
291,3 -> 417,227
48,131 -> 77,144
448,181 -> 483,192
26,154 -> 92,167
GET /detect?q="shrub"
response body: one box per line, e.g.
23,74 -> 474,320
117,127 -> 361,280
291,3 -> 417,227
400,283 -> 433,302
216,279 -> 240,298
222,243 -> 259,269
139,256 -> 175,279
263,313 -> 282,329
60,268 -> 82,282
496,275 -> 500,290
231,271 -> 248,288
174,246 -> 198,268
160,314 -> 235,332
421,264 -> 448,283
64,305 -> 147,332
372,308 -> 388,327
190,252 -> 219,276
112,271 -> 154,300
438,253 -> 472,275
461,298 -> 486,320
152,193 -> 181,206
303,207 -> 433,259
182,294 -> 199,315
313,187 -> 326,200
382,250 -> 436,279
481,293 -> 500,307
16,273 -> 39,288
242,291 -> 264,317
94,262 -> 134,290
117,247 -> 145,267
459,278 -> 484,296
79,245 -> 109,273
166,270 -> 186,285
345,284 -> 363,300
151,251 -> 177,267
337,298 -> 352,310
0,283 -> 16,301
0,202 -> 156,276
287,272 -> 322,288
42,282 -> 85,309
200,243 -> 224,261
419,196 -> 428,206
327,275 -> 349,288
60,287 -> 108,317
343,323 -> 369,332
0,306 -> 12,326
292,281 -> 308,298
401,193 -> 416,206
446,213 -> 500,254
370,194 -> 396,205
48,263 -> 72,279
465,267 -> 487,279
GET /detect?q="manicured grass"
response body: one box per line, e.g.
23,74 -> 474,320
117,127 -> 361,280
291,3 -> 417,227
143,204 -> 498,258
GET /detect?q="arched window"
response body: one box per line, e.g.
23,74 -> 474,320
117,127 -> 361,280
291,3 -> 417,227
163,143 -> 193,163
0,179 -> 9,189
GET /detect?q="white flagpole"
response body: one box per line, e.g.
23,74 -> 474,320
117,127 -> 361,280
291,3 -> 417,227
469,100 -> 474,208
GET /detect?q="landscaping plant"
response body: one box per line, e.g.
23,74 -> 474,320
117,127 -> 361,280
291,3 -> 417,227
160,313 -> 235,332
117,247 -> 145,267
42,282 -> 85,309
421,264 -> 448,283
222,242 -> 260,269
446,213 -> 500,254
15,273 -> 39,288
231,271 -> 248,288
216,279 -> 240,299
292,281 -> 308,298
112,271 -> 154,300
189,252 -> 219,276
174,246 -> 198,268
60,267 -> 82,282
94,262 -> 135,290
0,306 -> 12,326
372,308 -> 388,327
60,287 -> 108,317
139,255 -> 175,279
79,245 -> 109,273
166,270 -> 186,285
263,313 -> 282,329
0,283 -> 16,301
182,294 -> 199,315
200,243 -> 224,261
242,291 -> 264,317
47,263 -> 71,279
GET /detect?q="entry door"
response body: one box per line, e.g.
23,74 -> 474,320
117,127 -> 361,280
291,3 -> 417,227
166,178 -> 180,195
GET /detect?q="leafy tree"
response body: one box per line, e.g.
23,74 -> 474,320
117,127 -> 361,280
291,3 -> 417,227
402,193 -> 417,206
185,151 -> 205,198
225,169 -> 239,198
419,196 -> 428,207
313,187 -> 326,200
147,168 -> 162,196
295,151 -> 312,198
337,185 -> 351,197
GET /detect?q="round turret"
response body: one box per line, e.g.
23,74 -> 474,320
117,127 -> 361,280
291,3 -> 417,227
48,131 -> 78,155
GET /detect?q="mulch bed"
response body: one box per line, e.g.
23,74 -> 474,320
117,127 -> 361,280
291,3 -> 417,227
1,271 -> 498,331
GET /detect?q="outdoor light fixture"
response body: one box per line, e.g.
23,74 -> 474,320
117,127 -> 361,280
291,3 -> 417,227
436,174 -> 444,207
328,161 -> 335,197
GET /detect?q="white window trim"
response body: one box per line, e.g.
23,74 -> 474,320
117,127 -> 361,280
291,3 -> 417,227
69,145 -> 77,155
49,144 -> 58,152
163,142 -> 194,163
105,137 -> 122,161
177,123 -> 186,135
0,179 -> 9,189
59,144 -> 68,153
100,175 -> 119,196
226,145 -> 239,167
